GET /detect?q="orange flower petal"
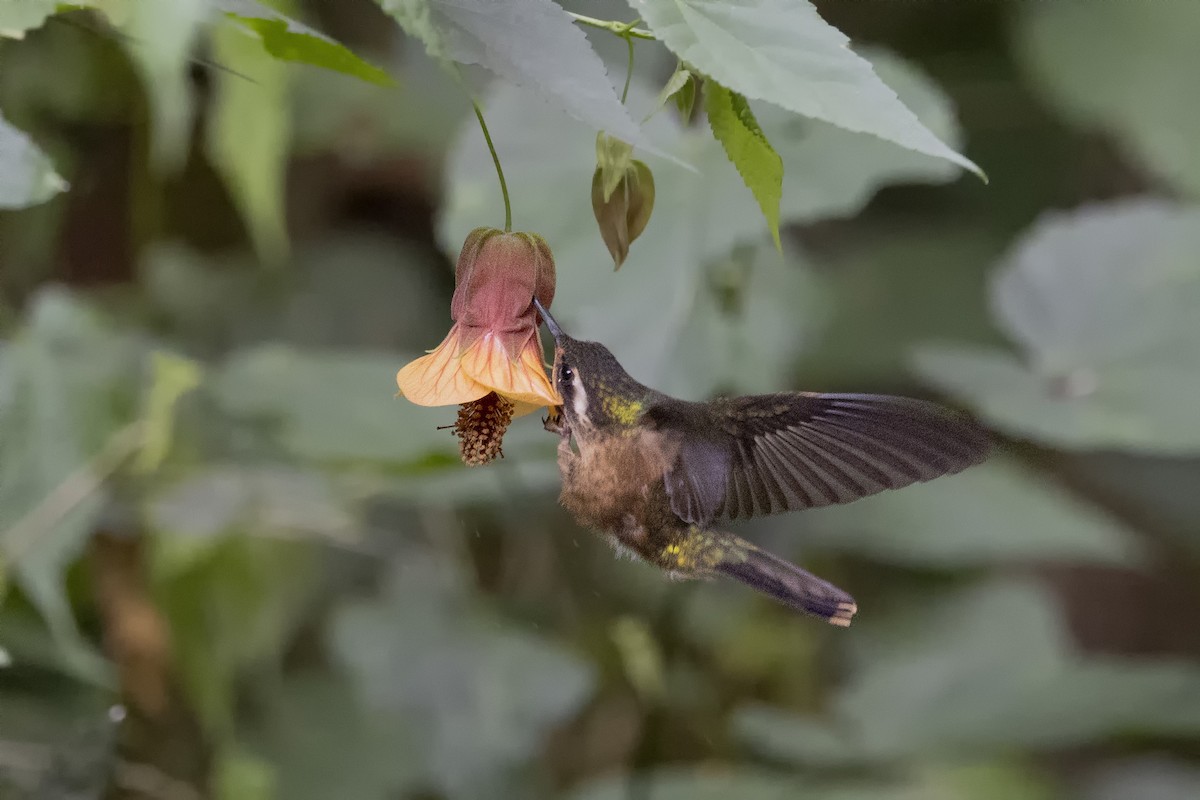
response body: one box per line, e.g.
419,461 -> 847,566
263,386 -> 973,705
459,331 -> 561,415
396,326 -> 491,407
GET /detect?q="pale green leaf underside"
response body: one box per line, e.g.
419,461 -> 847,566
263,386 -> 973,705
0,0 -> 57,38
790,457 -> 1139,567
330,555 -> 595,796
207,23 -> 292,265
570,767 -> 935,800
913,344 -> 1200,454
248,674 -> 424,800
0,289 -> 143,681
0,112 -> 67,209
654,65 -> 692,111
1016,0 -> 1200,198
375,0 -> 671,160
212,345 -> 466,464
378,0 -> 448,60
630,0 -> 983,179
110,0 -> 207,171
734,581 -> 1200,765
705,81 -> 782,249
574,764 -> 1055,800
914,200 -> 1200,453
148,466 -> 352,542
1082,760 -> 1200,800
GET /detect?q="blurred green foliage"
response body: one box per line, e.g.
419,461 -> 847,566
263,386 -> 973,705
2,1 -> 1200,800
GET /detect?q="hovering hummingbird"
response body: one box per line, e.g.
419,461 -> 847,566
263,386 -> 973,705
534,299 -> 989,626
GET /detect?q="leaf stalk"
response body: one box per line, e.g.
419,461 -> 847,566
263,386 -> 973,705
567,12 -> 655,41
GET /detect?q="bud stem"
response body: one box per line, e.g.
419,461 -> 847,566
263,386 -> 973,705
469,97 -> 512,232
621,37 -> 634,104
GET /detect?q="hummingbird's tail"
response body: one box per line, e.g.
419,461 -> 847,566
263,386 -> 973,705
710,534 -> 857,627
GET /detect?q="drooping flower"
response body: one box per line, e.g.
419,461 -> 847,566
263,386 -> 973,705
396,227 -> 560,464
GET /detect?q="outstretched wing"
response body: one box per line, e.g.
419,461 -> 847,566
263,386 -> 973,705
643,392 -> 990,525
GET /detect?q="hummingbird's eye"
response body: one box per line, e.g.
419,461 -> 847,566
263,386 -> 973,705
559,363 -> 574,383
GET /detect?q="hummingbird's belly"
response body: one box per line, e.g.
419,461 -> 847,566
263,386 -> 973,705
559,430 -> 681,551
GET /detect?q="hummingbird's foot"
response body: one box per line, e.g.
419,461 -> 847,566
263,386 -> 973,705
543,406 -> 569,437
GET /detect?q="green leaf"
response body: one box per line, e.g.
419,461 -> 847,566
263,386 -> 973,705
771,457 -> 1140,567
91,0 -> 387,170
1016,1 -> 1200,197
140,236 -> 453,353
570,763 -> 1055,800
632,0 -> 983,179
146,465 -> 353,544
0,0 -> 57,39
230,17 -> 390,84
149,533 -> 314,735
369,456 -> 561,507
291,45 -> 463,158
1065,453 -> 1200,553
674,75 -> 697,123
791,224 -> 1004,388
0,111 -> 68,208
212,344 -> 463,464
1083,759 -> 1200,800
441,51 -> 961,397
107,0 -> 207,171
569,770 -> 796,800
931,763 -> 1057,800
653,64 -> 694,118
215,748 -> 276,800
669,242 -> 827,396
0,289 -> 143,680
376,0 -> 446,60
734,580 -> 1200,766
133,350 -> 202,475
208,21 -> 292,265
772,47 -> 966,221
705,81 -> 783,249
570,768 -> 915,800
214,0 -> 393,85
330,548 -> 595,797
913,200 -> 1200,453
249,672 -> 424,800
374,0 -> 669,159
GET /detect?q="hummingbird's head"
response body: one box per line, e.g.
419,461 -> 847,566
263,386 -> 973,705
534,299 -> 652,430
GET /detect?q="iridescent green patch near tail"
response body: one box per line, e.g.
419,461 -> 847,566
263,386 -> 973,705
661,527 -> 747,571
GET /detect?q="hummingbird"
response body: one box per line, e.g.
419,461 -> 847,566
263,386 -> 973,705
533,299 -> 990,626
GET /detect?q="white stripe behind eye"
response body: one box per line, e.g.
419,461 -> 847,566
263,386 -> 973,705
571,372 -> 588,419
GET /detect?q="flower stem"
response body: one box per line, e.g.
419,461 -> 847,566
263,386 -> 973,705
621,36 -> 635,104
470,96 -> 512,232
568,12 -> 655,41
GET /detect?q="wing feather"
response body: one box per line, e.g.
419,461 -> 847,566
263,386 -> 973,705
644,392 -> 990,525
755,435 -> 807,508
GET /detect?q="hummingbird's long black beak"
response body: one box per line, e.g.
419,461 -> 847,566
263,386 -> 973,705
533,297 -> 563,340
